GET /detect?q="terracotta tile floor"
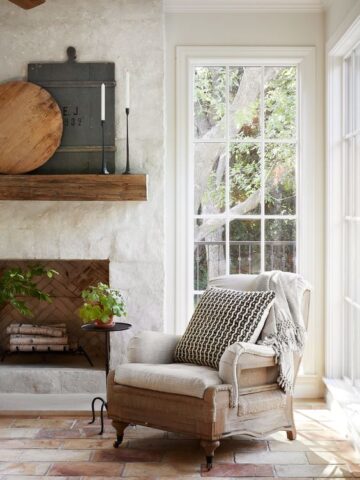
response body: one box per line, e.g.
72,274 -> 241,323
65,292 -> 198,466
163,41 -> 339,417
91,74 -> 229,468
0,401 -> 359,479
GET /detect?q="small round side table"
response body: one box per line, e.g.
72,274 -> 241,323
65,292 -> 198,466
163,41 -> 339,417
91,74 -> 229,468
81,322 -> 132,434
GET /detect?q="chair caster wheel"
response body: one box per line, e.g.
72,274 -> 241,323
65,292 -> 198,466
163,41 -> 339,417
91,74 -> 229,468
113,435 -> 123,448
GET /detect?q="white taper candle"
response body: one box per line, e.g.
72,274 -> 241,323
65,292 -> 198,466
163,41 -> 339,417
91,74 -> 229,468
101,83 -> 106,121
125,72 -> 130,109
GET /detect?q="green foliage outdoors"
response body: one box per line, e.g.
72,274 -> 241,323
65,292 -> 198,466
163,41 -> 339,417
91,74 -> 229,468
0,265 -> 58,317
78,282 -> 126,325
194,66 -> 296,216
193,65 -> 297,284
194,66 -> 226,137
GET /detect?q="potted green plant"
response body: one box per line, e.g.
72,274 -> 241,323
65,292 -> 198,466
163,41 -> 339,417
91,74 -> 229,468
78,282 -> 126,328
0,264 -> 58,317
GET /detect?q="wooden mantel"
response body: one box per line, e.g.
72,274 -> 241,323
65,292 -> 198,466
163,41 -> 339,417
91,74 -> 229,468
0,174 -> 148,201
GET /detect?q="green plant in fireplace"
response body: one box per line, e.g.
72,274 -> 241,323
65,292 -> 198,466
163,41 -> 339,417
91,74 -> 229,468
78,282 -> 126,328
0,264 -> 58,317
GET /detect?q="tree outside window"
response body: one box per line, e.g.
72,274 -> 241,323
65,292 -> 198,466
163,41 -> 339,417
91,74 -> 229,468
193,65 -> 297,300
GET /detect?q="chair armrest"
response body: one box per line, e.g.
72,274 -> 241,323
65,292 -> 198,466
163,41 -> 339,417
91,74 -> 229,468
127,330 -> 181,364
219,342 -> 278,407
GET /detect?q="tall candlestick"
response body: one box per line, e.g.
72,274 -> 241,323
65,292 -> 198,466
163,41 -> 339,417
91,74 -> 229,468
101,120 -> 108,175
125,72 -> 130,109
100,83 -> 108,174
124,107 -> 130,174
101,83 -> 106,122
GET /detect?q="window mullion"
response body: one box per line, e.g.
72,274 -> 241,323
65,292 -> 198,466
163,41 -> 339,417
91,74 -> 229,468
260,66 -> 265,272
225,66 -> 230,276
351,51 -> 356,385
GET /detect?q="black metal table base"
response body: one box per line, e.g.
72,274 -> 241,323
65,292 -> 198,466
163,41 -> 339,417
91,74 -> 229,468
82,323 -> 132,435
89,396 -> 107,435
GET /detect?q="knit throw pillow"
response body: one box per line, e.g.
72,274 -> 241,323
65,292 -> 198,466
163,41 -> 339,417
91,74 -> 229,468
174,287 -> 275,369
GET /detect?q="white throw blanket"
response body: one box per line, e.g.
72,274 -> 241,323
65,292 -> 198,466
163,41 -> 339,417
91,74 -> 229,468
255,271 -> 310,394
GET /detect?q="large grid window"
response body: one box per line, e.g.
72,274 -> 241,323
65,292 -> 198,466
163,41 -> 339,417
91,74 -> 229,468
192,65 -> 298,303
343,45 -> 360,387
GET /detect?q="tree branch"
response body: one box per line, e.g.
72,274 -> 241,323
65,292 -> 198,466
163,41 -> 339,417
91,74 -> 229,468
194,189 -> 261,242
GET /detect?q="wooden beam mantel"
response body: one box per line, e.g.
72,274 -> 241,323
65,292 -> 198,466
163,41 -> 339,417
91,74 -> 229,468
8,0 -> 45,9
0,174 -> 148,201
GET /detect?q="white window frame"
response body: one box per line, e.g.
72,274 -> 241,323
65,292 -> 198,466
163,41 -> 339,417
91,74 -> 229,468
191,64 -> 298,300
176,46 -> 321,397
326,16 -> 360,383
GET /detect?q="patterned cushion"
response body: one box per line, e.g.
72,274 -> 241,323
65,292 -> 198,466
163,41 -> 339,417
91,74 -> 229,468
174,287 -> 275,369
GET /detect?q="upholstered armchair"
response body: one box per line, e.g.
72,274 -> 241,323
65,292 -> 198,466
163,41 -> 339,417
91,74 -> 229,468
107,274 -> 311,469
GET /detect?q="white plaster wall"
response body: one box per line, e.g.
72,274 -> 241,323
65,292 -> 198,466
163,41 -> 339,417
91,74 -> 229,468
0,0 -> 165,369
325,0 -> 360,42
165,11 -> 325,397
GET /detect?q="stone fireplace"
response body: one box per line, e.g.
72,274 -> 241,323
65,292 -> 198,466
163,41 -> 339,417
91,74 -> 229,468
0,0 -> 165,401
0,259 -> 109,368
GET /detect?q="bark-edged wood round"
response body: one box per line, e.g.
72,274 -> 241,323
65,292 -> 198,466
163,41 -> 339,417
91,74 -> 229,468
0,81 -> 63,174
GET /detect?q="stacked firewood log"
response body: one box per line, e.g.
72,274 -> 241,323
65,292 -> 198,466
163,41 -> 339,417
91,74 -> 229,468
6,323 -> 71,352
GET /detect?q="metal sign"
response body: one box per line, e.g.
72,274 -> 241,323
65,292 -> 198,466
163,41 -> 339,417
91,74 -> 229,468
28,47 -> 116,174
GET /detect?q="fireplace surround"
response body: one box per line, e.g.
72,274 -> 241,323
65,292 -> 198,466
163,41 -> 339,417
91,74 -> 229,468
0,0 -> 165,402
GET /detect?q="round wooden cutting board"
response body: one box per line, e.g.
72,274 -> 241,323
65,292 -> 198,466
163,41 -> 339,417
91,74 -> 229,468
0,81 -> 63,174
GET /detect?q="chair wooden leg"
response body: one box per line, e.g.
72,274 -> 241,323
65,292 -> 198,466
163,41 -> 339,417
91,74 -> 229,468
200,439 -> 220,470
286,395 -> 297,441
286,427 -> 297,441
112,420 -> 129,448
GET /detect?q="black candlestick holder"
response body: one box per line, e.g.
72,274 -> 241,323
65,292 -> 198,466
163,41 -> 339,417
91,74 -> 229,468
101,120 -> 109,175
123,107 -> 131,174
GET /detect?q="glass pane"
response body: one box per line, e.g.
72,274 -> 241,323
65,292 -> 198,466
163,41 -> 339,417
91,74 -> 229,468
229,66 -> 261,139
194,143 -> 226,214
230,143 -> 261,214
265,66 -> 296,139
265,143 -> 296,215
265,219 -> 296,272
347,221 -> 357,300
349,137 -> 355,218
354,308 -> 360,388
194,219 -> 226,290
345,220 -> 351,298
356,222 -> 360,305
356,46 -> 360,131
194,66 -> 226,140
194,294 -> 203,307
344,139 -> 351,216
345,56 -> 352,136
343,302 -> 352,380
356,135 -> 360,217
230,220 -> 261,274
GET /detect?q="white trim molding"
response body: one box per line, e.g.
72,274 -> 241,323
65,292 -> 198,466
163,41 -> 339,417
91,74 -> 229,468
165,0 -> 325,14
325,10 -> 360,450
326,14 -> 360,380
176,45 -> 323,399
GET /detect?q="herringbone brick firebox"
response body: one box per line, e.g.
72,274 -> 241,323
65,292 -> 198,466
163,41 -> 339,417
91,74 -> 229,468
0,259 -> 109,368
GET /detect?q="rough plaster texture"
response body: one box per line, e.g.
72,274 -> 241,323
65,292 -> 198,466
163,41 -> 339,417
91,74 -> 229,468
0,0 -> 165,392
0,366 -> 106,394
